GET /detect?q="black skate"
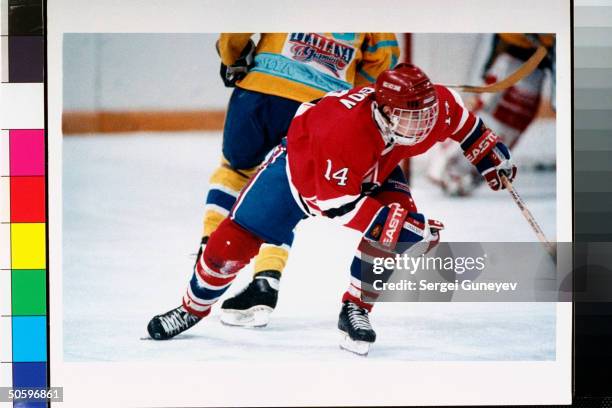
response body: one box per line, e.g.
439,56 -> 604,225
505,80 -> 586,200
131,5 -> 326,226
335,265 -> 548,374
220,270 -> 280,328
338,301 -> 376,356
147,305 -> 202,340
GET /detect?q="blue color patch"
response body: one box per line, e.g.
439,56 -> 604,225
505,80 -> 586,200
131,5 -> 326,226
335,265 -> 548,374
12,316 -> 47,362
12,362 -> 46,387
13,363 -> 47,408
13,362 -> 48,407
13,400 -> 48,408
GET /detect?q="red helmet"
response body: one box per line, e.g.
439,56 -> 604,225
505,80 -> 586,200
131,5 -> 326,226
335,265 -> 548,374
374,63 -> 438,145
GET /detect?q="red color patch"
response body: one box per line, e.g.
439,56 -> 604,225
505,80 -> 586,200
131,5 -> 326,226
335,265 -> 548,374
10,177 -> 46,222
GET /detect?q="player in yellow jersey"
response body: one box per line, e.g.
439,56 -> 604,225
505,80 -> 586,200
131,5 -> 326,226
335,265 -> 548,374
198,33 -> 399,327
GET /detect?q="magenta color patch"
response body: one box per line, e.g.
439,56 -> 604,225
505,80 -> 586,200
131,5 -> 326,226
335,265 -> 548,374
9,130 -> 45,176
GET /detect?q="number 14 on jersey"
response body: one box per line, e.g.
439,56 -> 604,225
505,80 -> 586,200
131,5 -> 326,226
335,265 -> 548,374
324,159 -> 349,186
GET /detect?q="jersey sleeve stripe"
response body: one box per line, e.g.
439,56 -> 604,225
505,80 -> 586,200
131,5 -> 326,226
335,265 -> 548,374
452,106 -> 470,135
452,114 -> 478,144
447,87 -> 471,135
357,68 -> 376,83
365,40 -> 400,53
390,54 -> 398,68
459,118 -> 485,149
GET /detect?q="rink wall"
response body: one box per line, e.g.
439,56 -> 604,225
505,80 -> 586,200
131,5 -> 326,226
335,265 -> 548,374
62,33 -> 552,134
63,34 -> 230,133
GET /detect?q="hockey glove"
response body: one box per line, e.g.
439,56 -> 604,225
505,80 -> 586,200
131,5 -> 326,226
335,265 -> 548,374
218,39 -> 255,87
462,127 -> 517,191
365,203 -> 444,252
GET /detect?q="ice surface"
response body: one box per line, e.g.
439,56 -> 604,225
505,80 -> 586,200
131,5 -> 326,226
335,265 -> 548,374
63,130 -> 557,362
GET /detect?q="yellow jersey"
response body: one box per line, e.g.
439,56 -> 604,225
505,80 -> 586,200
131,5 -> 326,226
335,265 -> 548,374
217,33 -> 400,102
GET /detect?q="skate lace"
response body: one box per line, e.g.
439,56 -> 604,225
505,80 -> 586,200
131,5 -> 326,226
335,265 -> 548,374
159,308 -> 196,335
347,303 -> 372,330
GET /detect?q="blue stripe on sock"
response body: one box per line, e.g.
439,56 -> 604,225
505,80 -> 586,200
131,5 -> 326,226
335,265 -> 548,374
351,255 -> 395,285
351,256 -> 367,280
206,189 -> 237,212
189,273 -> 228,300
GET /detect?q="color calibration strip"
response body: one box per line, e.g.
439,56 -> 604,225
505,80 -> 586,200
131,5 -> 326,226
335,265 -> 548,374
0,0 -> 47,407
573,0 -> 612,398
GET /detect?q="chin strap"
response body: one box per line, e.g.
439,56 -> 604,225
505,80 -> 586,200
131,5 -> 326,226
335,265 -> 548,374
371,102 -> 394,145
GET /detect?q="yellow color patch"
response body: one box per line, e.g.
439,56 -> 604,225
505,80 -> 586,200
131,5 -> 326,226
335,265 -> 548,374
11,223 -> 46,269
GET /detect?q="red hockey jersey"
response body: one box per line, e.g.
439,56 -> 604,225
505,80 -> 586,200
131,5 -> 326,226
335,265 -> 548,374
286,85 -> 480,233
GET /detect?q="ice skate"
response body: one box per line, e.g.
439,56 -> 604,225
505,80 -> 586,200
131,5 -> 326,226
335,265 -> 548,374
338,301 -> 376,356
220,271 -> 280,328
147,305 -> 202,340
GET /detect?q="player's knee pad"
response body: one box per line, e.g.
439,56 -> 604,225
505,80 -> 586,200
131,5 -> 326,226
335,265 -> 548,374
203,218 -> 264,275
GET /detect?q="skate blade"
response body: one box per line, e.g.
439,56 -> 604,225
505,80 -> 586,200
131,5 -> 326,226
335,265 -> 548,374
220,306 -> 273,328
339,332 -> 372,356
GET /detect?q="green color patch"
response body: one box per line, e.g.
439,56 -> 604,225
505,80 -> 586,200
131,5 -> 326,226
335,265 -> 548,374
11,269 -> 46,315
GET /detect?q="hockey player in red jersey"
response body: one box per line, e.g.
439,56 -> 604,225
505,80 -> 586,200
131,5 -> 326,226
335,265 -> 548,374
147,63 -> 517,355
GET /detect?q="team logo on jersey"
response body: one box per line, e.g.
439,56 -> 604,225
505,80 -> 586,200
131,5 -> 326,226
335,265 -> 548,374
288,33 -> 355,78
370,224 -> 383,240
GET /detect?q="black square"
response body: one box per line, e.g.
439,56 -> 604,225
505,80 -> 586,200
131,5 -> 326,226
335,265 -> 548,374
8,36 -> 44,83
8,0 -> 43,35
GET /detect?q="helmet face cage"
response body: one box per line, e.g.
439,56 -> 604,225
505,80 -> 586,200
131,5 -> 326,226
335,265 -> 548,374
388,102 -> 439,146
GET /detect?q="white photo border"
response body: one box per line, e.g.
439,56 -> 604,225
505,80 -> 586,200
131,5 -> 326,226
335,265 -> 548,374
48,0 -> 573,406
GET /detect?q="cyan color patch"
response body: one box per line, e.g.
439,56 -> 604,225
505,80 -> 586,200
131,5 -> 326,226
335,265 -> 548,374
12,316 -> 47,362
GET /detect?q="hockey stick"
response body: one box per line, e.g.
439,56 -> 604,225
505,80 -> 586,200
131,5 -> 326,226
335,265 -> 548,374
447,45 -> 548,93
501,174 -> 556,257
